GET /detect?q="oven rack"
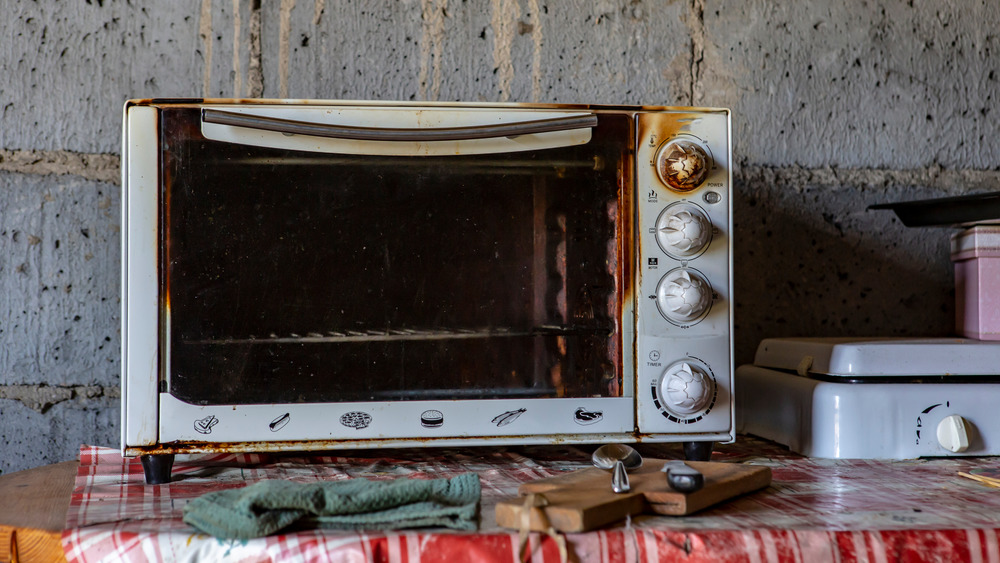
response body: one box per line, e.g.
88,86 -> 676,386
188,324 -> 612,345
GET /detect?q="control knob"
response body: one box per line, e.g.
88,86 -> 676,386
936,414 -> 971,453
656,269 -> 713,324
656,140 -> 710,192
660,361 -> 715,415
655,203 -> 712,257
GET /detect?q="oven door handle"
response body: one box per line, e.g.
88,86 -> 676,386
201,109 -> 598,142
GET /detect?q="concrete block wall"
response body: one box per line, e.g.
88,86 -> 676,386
1,0 -> 997,474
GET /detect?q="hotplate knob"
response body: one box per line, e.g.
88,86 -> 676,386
660,361 -> 714,415
655,203 -> 712,257
936,414 -> 970,453
656,140 -> 710,192
655,269 -> 712,323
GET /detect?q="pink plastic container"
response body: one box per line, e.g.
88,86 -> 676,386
952,226 -> 1000,340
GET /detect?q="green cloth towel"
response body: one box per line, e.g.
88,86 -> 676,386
182,472 -> 480,539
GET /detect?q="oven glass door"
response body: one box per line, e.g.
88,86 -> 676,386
149,104 -> 635,443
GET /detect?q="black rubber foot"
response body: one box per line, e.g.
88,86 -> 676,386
683,441 -> 714,462
140,454 -> 175,485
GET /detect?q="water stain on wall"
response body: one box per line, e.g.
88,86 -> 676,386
419,0 -> 448,101
200,0 -> 214,96
232,0 -> 243,97
248,0 -> 263,97
279,0 -> 296,98
490,0 -> 546,102
198,0 -> 264,98
490,0 -> 519,101
313,0 -> 325,25
527,0 -> 543,101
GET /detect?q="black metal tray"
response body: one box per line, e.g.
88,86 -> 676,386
868,191 -> 1000,227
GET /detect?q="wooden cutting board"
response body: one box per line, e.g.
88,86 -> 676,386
495,459 -> 771,533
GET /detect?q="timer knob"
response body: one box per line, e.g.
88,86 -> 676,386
655,203 -> 712,257
936,414 -> 971,453
660,361 -> 715,415
656,140 -> 710,192
656,269 -> 713,323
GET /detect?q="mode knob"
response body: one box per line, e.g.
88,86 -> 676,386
655,268 -> 713,324
656,140 -> 710,192
660,361 -> 715,415
936,414 -> 971,453
655,203 -> 712,258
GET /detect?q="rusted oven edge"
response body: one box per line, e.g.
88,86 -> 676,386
124,431 -> 736,457
618,115 -> 638,402
724,111 -> 736,436
119,100 -> 130,454
121,104 -> 162,452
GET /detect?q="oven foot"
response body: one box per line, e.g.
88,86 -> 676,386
140,454 -> 175,485
682,441 -> 714,462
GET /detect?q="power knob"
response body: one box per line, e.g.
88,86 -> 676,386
656,139 -> 711,192
936,414 -> 971,453
660,361 -> 715,415
655,203 -> 712,258
655,268 -> 713,324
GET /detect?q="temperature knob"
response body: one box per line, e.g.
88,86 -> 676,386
936,414 -> 971,453
655,269 -> 713,324
660,361 -> 715,415
655,203 -> 712,258
656,140 -> 710,192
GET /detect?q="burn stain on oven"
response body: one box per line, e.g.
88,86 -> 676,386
159,108 -> 630,405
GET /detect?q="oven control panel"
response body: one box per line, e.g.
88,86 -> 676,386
634,110 -> 733,438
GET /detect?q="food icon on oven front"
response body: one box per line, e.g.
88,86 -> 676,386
340,411 -> 372,430
269,413 -> 291,432
420,410 -> 444,428
573,407 -> 603,425
491,408 -> 526,427
193,415 -> 219,435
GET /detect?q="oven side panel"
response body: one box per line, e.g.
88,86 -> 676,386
122,105 -> 161,449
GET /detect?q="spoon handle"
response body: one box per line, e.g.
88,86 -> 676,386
662,460 -> 704,493
611,459 -> 630,493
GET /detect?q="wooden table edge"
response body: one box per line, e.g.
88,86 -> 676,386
0,460 -> 77,563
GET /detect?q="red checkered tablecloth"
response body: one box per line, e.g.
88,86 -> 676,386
61,439 -> 1000,562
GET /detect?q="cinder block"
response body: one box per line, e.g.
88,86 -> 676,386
701,2 -> 1000,169
733,170 -> 956,365
0,0 -> 253,153
0,172 -> 120,387
260,0 -> 689,104
0,398 -> 119,475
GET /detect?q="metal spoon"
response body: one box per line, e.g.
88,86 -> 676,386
592,443 -> 643,494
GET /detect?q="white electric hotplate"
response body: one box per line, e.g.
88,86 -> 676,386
736,337 -> 1000,459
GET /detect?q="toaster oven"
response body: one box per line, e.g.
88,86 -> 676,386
120,99 -> 734,483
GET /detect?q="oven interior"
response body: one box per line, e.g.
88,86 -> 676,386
160,107 -> 630,405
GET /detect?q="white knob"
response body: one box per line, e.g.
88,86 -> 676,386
936,414 -> 970,453
660,362 -> 714,415
656,269 -> 712,323
655,204 -> 712,257
656,140 -> 710,192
